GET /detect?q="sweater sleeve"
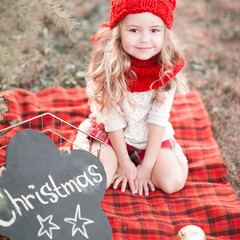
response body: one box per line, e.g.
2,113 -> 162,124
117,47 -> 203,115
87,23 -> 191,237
147,86 -> 176,127
103,108 -> 127,132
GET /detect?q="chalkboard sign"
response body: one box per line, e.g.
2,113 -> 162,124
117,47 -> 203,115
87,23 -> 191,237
0,130 -> 112,239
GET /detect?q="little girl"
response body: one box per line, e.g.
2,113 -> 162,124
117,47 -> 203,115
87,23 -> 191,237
74,0 -> 189,196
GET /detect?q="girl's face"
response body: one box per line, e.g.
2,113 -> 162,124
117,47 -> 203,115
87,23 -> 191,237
120,12 -> 165,60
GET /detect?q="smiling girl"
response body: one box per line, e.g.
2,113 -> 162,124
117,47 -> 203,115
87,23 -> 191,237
74,0 -> 189,196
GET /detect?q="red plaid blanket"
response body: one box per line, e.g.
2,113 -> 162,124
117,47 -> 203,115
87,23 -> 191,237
0,87 -> 240,239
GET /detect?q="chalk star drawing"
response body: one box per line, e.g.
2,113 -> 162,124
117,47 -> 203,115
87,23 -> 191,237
64,204 -> 95,239
37,214 -> 60,239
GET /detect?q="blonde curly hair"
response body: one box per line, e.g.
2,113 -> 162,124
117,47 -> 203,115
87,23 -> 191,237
86,22 -> 188,112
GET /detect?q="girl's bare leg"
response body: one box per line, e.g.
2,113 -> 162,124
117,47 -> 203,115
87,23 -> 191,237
151,147 -> 188,194
91,140 -> 118,189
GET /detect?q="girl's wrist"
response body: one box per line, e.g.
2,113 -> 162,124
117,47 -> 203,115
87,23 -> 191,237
141,159 -> 155,170
118,155 -> 131,165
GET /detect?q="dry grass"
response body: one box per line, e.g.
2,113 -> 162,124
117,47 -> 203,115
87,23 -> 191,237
174,0 -> 240,197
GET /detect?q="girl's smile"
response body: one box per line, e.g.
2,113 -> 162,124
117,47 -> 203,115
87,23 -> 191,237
136,47 -> 153,50
120,12 -> 165,60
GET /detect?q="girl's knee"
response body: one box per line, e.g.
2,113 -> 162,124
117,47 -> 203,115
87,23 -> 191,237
153,148 -> 188,194
162,177 -> 186,194
155,173 -> 187,194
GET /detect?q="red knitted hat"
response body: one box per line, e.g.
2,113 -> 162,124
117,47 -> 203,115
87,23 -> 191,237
110,0 -> 176,29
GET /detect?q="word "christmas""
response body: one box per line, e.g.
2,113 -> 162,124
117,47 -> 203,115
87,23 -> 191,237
0,164 -> 103,227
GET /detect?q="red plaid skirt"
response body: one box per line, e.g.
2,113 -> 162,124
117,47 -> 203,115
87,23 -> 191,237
88,122 -> 176,165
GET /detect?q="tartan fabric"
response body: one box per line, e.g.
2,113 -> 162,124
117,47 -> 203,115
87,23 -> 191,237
126,139 -> 176,165
88,120 -> 176,165
0,87 -> 240,240
88,121 -> 112,145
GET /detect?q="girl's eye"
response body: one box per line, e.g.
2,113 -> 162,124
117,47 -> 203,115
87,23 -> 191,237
151,29 -> 160,33
130,29 -> 138,33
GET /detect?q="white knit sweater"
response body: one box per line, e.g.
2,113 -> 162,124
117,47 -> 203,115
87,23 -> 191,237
92,85 -> 176,149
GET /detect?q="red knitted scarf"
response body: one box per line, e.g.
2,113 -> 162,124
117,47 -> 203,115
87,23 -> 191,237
126,55 -> 185,92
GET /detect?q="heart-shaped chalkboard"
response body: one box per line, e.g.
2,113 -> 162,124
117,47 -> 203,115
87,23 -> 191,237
0,129 -> 112,239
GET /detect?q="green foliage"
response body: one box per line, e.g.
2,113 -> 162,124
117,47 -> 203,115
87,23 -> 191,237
0,1 -> 108,121
0,0 -> 78,90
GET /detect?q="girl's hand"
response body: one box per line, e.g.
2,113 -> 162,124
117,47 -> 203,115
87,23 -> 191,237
113,160 -> 137,194
135,163 -> 155,196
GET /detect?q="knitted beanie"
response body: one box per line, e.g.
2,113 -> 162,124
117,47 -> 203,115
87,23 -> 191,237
110,0 -> 176,29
